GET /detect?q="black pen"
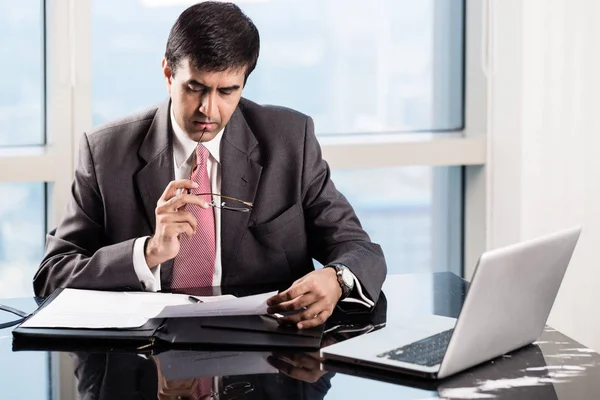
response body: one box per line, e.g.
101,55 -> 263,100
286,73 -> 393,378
188,296 -> 203,304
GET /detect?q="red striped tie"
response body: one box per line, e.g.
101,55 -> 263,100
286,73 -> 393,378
194,376 -> 214,399
171,144 -> 216,289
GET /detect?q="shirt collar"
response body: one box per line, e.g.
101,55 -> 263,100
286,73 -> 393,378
170,106 -> 223,168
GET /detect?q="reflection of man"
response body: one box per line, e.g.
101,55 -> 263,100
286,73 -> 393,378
34,1 -> 386,329
72,352 -> 333,400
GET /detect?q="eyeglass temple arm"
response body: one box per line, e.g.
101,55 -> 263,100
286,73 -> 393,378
197,193 -> 253,208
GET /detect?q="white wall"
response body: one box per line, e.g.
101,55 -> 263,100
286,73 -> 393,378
489,0 -> 600,350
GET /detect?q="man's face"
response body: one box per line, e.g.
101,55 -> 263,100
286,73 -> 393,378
162,57 -> 245,142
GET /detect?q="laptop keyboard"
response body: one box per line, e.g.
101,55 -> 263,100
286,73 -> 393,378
376,329 -> 454,367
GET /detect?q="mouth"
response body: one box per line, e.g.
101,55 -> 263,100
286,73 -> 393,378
193,121 -> 217,131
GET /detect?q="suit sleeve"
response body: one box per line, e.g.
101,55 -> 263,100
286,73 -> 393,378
33,133 -> 143,297
301,117 -> 387,304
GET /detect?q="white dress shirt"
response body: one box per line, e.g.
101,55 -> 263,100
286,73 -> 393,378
131,106 -> 373,307
132,107 -> 223,291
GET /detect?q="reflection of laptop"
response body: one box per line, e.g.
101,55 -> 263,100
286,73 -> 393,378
321,227 -> 581,379
323,343 -> 559,399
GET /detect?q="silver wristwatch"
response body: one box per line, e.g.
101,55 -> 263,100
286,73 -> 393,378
327,263 -> 355,299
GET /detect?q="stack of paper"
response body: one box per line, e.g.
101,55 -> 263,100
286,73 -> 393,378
20,289 -> 276,329
155,291 -> 276,319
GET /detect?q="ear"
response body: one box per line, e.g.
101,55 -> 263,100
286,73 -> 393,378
161,57 -> 173,95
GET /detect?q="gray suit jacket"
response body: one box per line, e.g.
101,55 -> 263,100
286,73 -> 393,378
34,98 -> 387,300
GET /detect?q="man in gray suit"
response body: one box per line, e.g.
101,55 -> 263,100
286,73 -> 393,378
34,1 -> 386,329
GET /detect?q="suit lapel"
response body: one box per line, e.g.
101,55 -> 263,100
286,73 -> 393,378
133,99 -> 176,288
134,99 -> 175,232
220,106 -> 262,279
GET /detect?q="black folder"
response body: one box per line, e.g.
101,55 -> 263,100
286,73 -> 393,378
12,288 -> 324,353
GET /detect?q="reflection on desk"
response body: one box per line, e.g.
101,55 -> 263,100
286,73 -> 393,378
73,351 -> 335,400
4,273 -> 600,399
68,326 -> 600,400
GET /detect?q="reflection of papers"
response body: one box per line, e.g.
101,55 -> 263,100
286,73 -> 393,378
157,350 -> 277,380
20,289 -> 236,329
155,291 -> 278,319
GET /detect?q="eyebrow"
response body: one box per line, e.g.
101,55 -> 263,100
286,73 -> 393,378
187,79 -> 241,91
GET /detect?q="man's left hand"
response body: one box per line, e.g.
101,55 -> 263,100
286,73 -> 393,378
266,268 -> 342,329
267,352 -> 326,383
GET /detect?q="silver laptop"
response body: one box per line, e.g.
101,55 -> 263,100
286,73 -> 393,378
321,226 -> 581,379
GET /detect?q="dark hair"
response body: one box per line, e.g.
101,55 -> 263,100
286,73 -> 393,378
165,1 -> 260,83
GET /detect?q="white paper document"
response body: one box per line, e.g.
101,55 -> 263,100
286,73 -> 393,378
155,291 -> 278,319
20,288 -> 238,329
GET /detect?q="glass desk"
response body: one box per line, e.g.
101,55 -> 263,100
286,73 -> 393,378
1,272 -> 599,399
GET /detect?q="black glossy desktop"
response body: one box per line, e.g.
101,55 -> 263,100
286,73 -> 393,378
1,272 -> 598,399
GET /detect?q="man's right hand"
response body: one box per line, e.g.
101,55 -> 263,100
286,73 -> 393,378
144,179 -> 209,268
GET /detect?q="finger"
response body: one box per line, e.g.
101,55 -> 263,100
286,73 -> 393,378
157,211 -> 198,233
297,353 -> 321,370
161,193 -> 210,212
278,304 -> 322,327
176,210 -> 198,232
269,353 -> 301,367
297,309 -> 330,329
267,356 -> 321,383
267,355 -> 295,376
267,293 -> 317,314
306,350 -> 323,361
159,383 -> 197,397
161,222 -> 194,238
281,307 -> 331,330
160,179 -> 199,201
275,352 -> 320,370
267,281 -> 311,306
292,275 -> 306,286
175,222 -> 195,237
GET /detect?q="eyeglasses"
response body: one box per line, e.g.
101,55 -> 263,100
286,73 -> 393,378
220,381 -> 254,399
187,139 -> 253,213
0,304 -> 29,330
189,381 -> 254,400
191,193 -> 253,213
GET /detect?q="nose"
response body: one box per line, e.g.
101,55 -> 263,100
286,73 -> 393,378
199,92 -> 216,119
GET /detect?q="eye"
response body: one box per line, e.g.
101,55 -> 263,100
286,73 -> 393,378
187,84 -> 203,92
219,88 -> 234,96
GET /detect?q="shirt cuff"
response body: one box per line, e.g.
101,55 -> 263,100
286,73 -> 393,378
340,270 -> 374,308
133,237 -> 161,292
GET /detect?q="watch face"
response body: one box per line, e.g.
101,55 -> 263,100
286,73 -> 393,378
340,268 -> 354,286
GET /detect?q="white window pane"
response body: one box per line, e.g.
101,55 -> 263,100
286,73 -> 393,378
92,0 -> 464,134
331,166 -> 462,275
0,1 -> 44,146
0,183 -> 45,297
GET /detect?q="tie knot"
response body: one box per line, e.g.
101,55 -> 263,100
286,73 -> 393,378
195,144 -> 210,165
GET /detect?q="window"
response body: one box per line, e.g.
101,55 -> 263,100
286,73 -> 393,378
332,167 -> 462,275
0,183 -> 45,297
244,0 -> 464,135
92,0 -> 464,134
0,0 -> 46,297
0,0 -> 45,146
